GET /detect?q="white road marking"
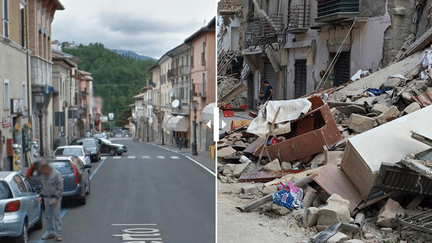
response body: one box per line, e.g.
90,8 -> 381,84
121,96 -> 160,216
156,156 -> 165,159
113,156 -> 121,159
128,156 -> 136,159
142,156 -> 150,159
171,156 -> 179,159
101,156 -> 107,160
111,224 -> 158,226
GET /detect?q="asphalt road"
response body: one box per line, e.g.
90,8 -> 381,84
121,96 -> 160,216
16,138 -> 215,243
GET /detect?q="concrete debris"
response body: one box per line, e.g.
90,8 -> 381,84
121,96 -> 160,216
261,185 -> 277,196
262,159 -> 282,171
375,106 -> 400,125
241,184 -> 260,195
402,102 -> 421,114
344,240 -> 365,243
371,104 -> 389,114
281,162 -> 292,170
326,232 -> 349,243
233,163 -> 250,178
298,207 -> 320,228
316,194 -> 351,231
223,164 -> 237,177
376,198 -> 405,228
348,114 -> 375,133
271,204 -> 290,215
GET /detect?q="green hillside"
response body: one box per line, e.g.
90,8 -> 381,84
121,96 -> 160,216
63,43 -> 156,128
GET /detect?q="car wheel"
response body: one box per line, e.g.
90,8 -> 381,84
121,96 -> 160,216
33,209 -> 43,230
14,222 -> 28,243
109,149 -> 116,156
118,153 -> 123,156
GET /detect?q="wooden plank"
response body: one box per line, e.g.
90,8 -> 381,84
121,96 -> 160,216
313,164 -> 363,212
407,196 -> 425,210
264,167 -> 321,187
238,169 -> 305,182
237,175 -> 314,212
357,191 -> 395,210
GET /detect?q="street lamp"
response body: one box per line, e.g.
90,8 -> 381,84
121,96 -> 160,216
191,100 -> 198,156
34,92 -> 45,156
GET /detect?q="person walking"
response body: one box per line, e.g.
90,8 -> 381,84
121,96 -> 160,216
261,80 -> 274,101
37,161 -> 63,241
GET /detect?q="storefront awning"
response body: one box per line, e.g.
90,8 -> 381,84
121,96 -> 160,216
167,116 -> 189,132
200,103 -> 215,123
162,114 -> 174,130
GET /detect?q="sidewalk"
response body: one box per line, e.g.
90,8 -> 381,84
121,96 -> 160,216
146,142 -> 215,173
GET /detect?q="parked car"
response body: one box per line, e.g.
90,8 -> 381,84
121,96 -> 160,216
0,171 -> 43,243
94,132 -> 109,140
70,138 -> 101,162
27,156 -> 91,205
97,138 -> 127,156
53,145 -> 91,165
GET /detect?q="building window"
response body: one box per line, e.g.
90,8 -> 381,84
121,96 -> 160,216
201,40 -> 206,66
20,3 -> 25,47
4,79 -> 10,110
3,0 -> 9,38
191,47 -> 194,67
22,82 -> 26,109
202,73 -> 206,97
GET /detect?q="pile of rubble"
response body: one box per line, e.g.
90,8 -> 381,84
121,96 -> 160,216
217,46 -> 432,242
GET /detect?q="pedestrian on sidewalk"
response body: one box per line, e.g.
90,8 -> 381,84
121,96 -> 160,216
178,137 -> 183,150
260,80 -> 273,101
37,161 -> 63,242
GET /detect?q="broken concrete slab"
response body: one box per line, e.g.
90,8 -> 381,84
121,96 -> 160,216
316,194 -> 351,231
233,163 -> 250,178
262,159 -> 282,171
262,185 -> 277,196
281,162 -> 292,170
376,106 -> 399,125
377,198 -> 405,228
401,157 -> 432,179
241,184 -> 260,195
402,102 -> 421,115
217,146 -> 237,158
327,232 -> 349,243
336,105 -> 367,117
372,104 -> 389,114
302,186 -> 318,208
298,207 -> 319,228
348,114 -> 375,133
223,164 -> 237,177
271,204 -> 290,215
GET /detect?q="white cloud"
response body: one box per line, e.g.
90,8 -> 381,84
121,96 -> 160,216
52,0 -> 216,59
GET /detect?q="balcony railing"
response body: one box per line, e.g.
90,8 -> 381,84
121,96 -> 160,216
316,0 -> 359,23
179,65 -> 190,75
288,4 -> 311,33
245,14 -> 283,48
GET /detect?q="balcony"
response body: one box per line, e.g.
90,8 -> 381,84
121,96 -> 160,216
288,4 -> 311,34
316,0 -> 359,23
168,68 -> 178,79
179,65 -> 190,76
245,14 -> 283,49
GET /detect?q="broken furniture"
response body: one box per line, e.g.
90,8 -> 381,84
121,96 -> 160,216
266,96 -> 341,163
394,209 -> 432,235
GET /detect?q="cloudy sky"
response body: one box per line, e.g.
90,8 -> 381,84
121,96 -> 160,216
52,0 -> 216,59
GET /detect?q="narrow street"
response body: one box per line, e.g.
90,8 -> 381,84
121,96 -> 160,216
19,138 -> 215,243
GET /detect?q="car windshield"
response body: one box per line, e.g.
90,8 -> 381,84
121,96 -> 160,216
0,181 -> 12,199
100,138 -> 111,144
54,147 -> 83,157
82,140 -> 96,148
50,161 -> 74,174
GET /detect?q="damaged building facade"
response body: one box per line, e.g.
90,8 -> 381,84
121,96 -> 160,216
218,0 -> 419,108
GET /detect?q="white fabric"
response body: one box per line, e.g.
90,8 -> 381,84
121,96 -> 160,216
162,114 -> 174,130
166,116 -> 189,132
247,99 -> 312,138
200,103 -> 215,123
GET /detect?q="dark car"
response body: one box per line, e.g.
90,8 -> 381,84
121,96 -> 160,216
97,138 -> 127,156
70,138 -> 101,162
27,156 -> 91,205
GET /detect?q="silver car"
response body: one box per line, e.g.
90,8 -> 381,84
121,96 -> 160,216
0,172 -> 43,243
53,145 -> 91,165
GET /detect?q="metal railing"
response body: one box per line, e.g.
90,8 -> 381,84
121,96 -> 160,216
245,14 -> 283,48
288,4 -> 311,32
317,0 -> 359,18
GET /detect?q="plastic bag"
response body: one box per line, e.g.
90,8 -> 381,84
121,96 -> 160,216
272,182 -> 303,210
